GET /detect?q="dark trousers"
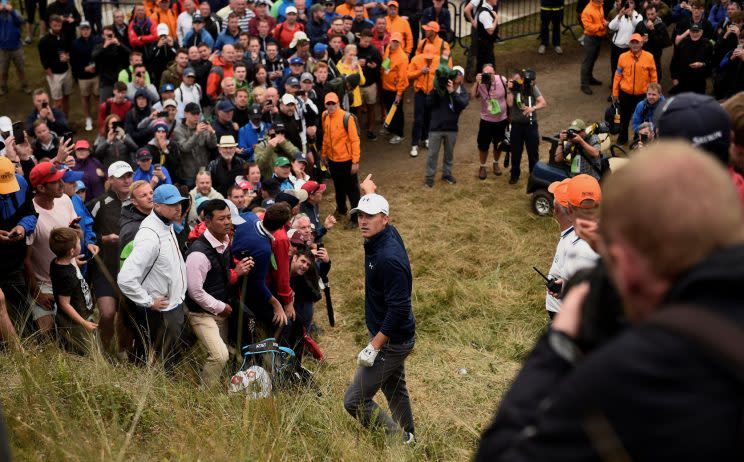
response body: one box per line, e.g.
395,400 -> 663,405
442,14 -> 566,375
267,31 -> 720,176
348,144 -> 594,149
382,89 -> 404,136
510,122 -> 540,180
617,91 -> 644,144
411,90 -> 431,146
279,299 -> 313,366
610,44 -> 626,84
476,38 -> 496,75
82,2 -> 103,34
0,269 -> 31,336
131,303 -> 186,370
408,17 -> 421,60
652,49 -> 663,82
540,9 -> 563,47
344,339 -> 415,436
581,35 -> 602,85
328,159 -> 361,220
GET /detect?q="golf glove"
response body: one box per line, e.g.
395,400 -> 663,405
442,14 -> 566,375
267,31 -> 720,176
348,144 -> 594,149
357,343 -> 379,367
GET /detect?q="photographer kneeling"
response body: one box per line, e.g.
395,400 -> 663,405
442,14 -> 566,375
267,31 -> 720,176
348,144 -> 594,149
555,119 -> 602,181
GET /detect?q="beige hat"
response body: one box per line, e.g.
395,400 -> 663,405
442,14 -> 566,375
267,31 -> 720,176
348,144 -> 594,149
218,135 -> 238,147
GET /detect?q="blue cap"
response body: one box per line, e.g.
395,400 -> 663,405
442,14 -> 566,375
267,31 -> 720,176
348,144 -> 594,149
313,43 -> 328,55
74,180 -> 86,192
153,184 -> 187,205
62,169 -> 84,183
289,56 -> 305,65
216,99 -> 235,112
160,83 -> 175,93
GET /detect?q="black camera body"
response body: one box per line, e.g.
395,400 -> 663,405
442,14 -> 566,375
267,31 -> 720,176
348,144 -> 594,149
566,128 -> 581,139
481,71 -> 492,87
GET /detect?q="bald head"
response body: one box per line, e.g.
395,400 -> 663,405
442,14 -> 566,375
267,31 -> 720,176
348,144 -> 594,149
601,141 -> 744,281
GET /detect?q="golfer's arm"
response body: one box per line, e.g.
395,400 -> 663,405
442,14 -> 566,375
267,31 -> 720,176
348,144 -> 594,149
371,331 -> 390,349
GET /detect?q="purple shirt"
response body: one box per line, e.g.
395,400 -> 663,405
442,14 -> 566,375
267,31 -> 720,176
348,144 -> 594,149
72,156 -> 106,199
477,76 -> 509,123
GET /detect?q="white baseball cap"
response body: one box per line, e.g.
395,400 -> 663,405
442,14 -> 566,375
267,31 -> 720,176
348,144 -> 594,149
350,193 -> 389,216
280,93 -> 297,106
453,66 -> 465,76
224,199 -> 246,225
0,116 -> 12,133
107,161 -> 134,178
156,23 -> 170,36
285,6 -> 298,14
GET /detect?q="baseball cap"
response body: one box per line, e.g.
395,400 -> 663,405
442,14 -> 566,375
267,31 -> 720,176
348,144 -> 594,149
313,43 -> 328,55
568,119 -> 587,131
300,72 -> 314,83
453,65 -> 465,75
108,160 -> 134,178
160,82 -> 175,93
689,23 -> 702,31
548,179 -> 570,207
153,184 -> 188,205
218,135 -> 238,147
224,199 -> 247,225
261,198 -> 276,208
566,174 -> 602,208
294,152 -> 308,163
390,32 -> 403,43
655,92 -> 732,163
183,67 -> 196,77
249,103 -> 262,118
61,169 -> 84,183
156,23 -> 170,36
288,229 -> 307,246
284,188 -> 308,203
216,99 -> 234,112
163,99 -> 177,109
351,193 -> 389,215
184,102 -> 201,114
325,92 -> 339,104
79,20 -> 91,28
29,162 -> 65,188
74,139 -> 91,150
422,21 -> 440,33
290,31 -> 309,48
324,0 -> 334,4
422,43 -> 437,60
286,76 -> 301,87
274,157 -> 291,167
0,116 -> 12,133
153,121 -> 169,133
0,157 -> 19,195
629,33 -> 643,43
74,180 -> 86,192
136,147 -> 153,161
281,93 -> 298,105
192,15 -> 204,23
301,180 -> 326,195
285,5 -> 298,14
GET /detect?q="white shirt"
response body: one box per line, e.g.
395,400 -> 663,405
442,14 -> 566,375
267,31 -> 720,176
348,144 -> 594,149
545,227 -> 599,313
177,11 -> 195,46
609,10 -> 643,47
478,2 -> 497,30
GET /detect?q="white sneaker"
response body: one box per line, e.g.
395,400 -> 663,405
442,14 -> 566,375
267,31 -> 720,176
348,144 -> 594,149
403,432 -> 416,445
538,44 -> 546,54
424,139 -> 429,149
410,146 -> 418,157
85,117 -> 93,131
554,46 -> 564,54
390,135 -> 403,145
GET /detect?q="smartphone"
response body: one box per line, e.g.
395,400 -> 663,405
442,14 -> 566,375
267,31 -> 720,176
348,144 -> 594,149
11,122 -> 25,145
112,120 -> 124,130
41,101 -> 49,109
8,230 -> 20,239
157,111 -> 168,118
69,217 -> 82,227
154,163 -> 162,170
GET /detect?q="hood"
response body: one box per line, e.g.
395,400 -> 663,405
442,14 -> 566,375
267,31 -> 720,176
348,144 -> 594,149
120,203 -> 149,227
134,88 -> 152,106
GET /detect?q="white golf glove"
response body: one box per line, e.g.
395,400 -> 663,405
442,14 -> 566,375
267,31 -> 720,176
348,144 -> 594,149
357,343 -> 379,367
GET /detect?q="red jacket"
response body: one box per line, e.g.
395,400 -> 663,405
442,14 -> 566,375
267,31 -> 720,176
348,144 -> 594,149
128,17 -> 159,49
97,99 -> 132,135
269,226 -> 293,306
273,21 -> 304,49
206,55 -> 235,101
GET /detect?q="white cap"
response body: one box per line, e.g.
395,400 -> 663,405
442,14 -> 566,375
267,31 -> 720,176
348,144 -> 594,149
108,161 -> 134,178
224,199 -> 246,225
285,6 -> 298,14
0,116 -> 12,133
280,93 -> 297,105
289,30 -> 309,48
162,98 -> 177,108
156,23 -> 170,36
453,66 -> 465,75
350,193 -> 389,216
284,188 -> 308,203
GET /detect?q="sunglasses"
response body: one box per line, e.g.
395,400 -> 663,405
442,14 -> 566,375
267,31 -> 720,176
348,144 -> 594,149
325,101 -> 337,106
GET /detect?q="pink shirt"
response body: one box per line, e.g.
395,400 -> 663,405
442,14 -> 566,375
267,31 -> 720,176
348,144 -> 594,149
28,195 -> 78,285
185,229 -> 231,315
477,75 -> 509,123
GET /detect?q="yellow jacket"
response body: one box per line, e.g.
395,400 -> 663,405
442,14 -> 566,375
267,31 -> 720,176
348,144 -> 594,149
385,15 -> 414,54
336,61 -> 366,108
381,46 -> 409,96
321,109 -> 361,164
613,49 -> 657,97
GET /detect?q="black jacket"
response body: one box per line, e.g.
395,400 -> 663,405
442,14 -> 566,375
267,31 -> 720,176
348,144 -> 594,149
634,17 -> 670,56
45,0 -> 81,44
118,203 -> 148,257
427,86 -> 469,132
70,35 -> 101,80
671,37 -> 713,82
93,41 -> 131,86
38,32 -> 70,74
476,244 -> 744,461
207,155 -> 247,196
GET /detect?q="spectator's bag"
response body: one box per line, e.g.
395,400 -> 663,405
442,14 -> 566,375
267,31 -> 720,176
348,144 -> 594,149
230,338 -> 296,395
604,102 -> 622,135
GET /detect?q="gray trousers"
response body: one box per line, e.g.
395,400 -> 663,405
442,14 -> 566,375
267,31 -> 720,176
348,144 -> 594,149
343,339 -> 415,436
426,131 -> 457,180
581,35 -> 602,85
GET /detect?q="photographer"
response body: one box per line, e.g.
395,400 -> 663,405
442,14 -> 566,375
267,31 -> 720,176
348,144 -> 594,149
632,121 -> 655,149
471,64 -> 508,180
476,143 -> 744,461
555,119 -> 602,181
173,103 -> 218,189
631,83 -> 664,139
506,69 -> 547,184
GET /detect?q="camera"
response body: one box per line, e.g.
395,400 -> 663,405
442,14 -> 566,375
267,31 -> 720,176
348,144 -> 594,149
481,71 -> 492,87
640,133 -> 649,143
435,67 -> 458,94
157,111 -> 168,117
566,128 -> 581,139
41,101 -> 49,109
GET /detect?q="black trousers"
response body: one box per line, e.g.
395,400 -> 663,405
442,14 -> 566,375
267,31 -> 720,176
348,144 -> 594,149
540,9 -> 563,47
610,44 -> 627,84
581,35 -> 602,85
328,159 -> 361,220
382,89 -> 404,136
130,303 -> 186,371
411,90 -> 431,146
510,122 -> 540,180
617,91 -> 644,144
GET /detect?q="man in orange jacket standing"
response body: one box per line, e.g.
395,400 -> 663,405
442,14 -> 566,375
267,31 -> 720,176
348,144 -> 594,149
384,1 -> 413,55
321,92 -> 362,228
381,32 -> 410,145
612,33 -> 657,145
580,0 -> 607,95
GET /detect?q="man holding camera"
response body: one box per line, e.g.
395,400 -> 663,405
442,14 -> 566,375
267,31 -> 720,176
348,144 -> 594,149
612,33 -> 657,145
555,119 -> 603,181
506,69 -> 547,184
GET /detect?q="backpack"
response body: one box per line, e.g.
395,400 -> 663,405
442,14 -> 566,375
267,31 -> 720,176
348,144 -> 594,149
230,337 -> 297,395
322,110 -> 360,137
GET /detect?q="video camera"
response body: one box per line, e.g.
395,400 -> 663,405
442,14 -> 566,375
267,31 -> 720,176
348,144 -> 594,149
512,68 -> 536,94
435,67 -> 459,95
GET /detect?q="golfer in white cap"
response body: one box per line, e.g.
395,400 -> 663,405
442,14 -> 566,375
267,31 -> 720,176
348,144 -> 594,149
343,174 -> 417,444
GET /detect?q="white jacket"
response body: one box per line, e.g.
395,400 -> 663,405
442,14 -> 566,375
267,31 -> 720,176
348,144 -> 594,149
609,10 -> 643,47
117,211 -> 187,311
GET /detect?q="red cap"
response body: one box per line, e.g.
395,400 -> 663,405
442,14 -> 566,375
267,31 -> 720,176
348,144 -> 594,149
301,180 -> 327,195
29,162 -> 65,188
74,139 -> 91,150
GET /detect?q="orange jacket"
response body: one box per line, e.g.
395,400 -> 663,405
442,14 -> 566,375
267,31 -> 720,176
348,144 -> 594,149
415,35 -> 450,58
150,7 -> 178,38
612,49 -> 657,96
381,46 -> 409,95
336,3 -> 368,18
321,109 -> 361,164
407,53 -> 452,93
385,15 -> 414,54
206,56 -> 235,101
581,2 -> 607,38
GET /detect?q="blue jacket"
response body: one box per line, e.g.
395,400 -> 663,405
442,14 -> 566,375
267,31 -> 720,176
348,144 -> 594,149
305,17 -> 330,45
708,3 -> 728,30
214,30 -> 239,51
237,120 -> 268,162
632,95 -> 665,134
0,174 -> 37,272
70,194 -> 95,249
0,9 -> 22,50
133,165 -> 173,186
231,212 -> 275,309
183,28 -> 215,49
70,35 -> 102,80
421,6 -> 452,37
427,85 -> 469,132
363,224 -> 415,343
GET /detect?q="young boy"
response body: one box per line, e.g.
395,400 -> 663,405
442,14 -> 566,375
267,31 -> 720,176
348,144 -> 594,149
49,227 -> 97,353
